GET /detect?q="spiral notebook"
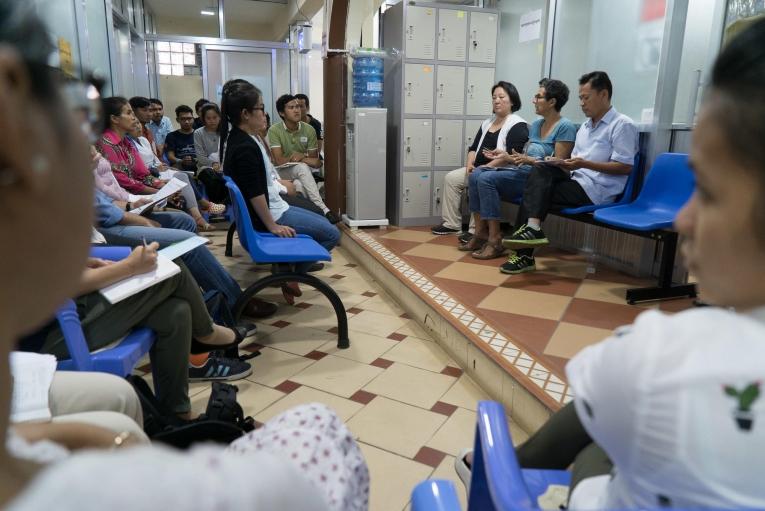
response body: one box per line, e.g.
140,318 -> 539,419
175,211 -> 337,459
99,255 -> 181,304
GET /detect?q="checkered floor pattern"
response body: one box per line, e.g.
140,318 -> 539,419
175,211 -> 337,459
345,225 -> 695,406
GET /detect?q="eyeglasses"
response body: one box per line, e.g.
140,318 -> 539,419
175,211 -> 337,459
253,106 -> 265,112
533,94 -> 547,100
61,74 -> 103,143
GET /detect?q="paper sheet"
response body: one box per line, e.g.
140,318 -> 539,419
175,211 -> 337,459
10,352 -> 57,423
99,255 -> 181,304
130,177 -> 188,215
519,9 -> 542,43
158,236 -> 209,261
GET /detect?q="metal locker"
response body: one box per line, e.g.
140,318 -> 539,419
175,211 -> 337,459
464,119 -> 484,152
403,119 -> 433,167
432,170 -> 452,217
437,9 -> 467,61
404,63 -> 435,114
434,119 -> 463,167
468,12 -> 498,64
465,67 -> 495,116
402,171 -> 432,218
435,65 -> 465,115
405,6 -> 436,60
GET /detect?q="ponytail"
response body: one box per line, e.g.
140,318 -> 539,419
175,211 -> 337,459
218,79 -> 262,159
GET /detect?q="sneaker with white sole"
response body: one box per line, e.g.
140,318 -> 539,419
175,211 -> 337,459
431,224 -> 460,235
500,254 -> 536,274
501,224 -> 549,248
188,356 -> 252,382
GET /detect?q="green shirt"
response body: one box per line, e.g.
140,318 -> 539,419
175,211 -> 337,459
267,121 -> 318,157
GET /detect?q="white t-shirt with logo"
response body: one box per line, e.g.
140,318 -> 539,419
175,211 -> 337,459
567,306 -> 765,510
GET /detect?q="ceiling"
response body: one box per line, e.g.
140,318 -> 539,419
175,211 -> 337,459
144,0 -> 288,23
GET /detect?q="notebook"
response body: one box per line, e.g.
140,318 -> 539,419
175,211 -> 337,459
99,255 -> 181,304
9,352 -> 58,423
130,177 -> 188,215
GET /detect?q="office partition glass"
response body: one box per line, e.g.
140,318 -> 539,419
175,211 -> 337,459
550,0 -> 667,124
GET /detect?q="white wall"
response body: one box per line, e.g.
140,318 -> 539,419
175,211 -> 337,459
158,75 -> 204,129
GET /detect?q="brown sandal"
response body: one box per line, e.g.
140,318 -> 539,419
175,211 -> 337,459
471,241 -> 507,260
458,236 -> 487,252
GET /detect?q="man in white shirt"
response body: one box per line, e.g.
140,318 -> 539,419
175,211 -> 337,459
456,21 -> 765,509
501,71 -> 638,274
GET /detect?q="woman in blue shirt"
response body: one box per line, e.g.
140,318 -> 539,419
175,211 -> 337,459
464,79 -> 577,259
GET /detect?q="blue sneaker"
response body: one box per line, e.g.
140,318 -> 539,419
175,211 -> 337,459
188,356 -> 252,382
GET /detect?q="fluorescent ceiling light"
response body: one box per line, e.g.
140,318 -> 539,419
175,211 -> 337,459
200,9 -> 215,15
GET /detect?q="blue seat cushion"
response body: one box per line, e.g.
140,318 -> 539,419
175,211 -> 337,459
593,204 -> 676,231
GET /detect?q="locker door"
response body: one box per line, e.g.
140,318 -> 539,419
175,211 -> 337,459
437,9 -> 467,61
435,65 -> 465,115
434,119 -> 463,167
468,12 -> 498,64
465,67 -> 495,116
402,171 -> 432,218
404,64 -> 434,114
432,170 -> 451,217
464,119 -> 484,154
403,119 -> 433,167
405,6 -> 436,60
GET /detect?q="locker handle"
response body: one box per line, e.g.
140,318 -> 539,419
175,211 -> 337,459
471,30 -> 478,49
438,83 -> 444,97
440,27 -> 446,42
434,187 -> 441,204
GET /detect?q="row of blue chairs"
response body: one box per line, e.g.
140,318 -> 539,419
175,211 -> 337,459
54,177 -> 349,377
507,152 -> 696,304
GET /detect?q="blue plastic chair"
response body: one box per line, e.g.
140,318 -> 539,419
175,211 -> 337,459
224,176 -> 350,349
593,152 -> 694,230
55,246 -> 155,377
55,300 -> 155,377
411,401 -> 571,511
559,152 -> 642,214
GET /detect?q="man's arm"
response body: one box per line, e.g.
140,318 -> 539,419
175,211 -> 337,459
560,158 -> 632,175
301,128 -> 321,168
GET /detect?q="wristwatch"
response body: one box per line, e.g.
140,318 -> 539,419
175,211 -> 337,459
125,202 -> 131,212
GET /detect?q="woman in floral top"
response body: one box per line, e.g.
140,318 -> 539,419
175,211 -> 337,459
96,97 -> 163,195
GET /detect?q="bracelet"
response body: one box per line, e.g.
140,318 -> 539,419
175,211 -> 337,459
111,431 -> 131,450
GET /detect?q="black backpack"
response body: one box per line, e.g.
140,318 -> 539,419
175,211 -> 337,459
127,375 -> 256,449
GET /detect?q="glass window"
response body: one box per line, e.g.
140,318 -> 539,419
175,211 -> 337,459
149,0 -> 220,37
550,0 -> 667,124
156,40 -> 200,77
85,0 -> 113,94
672,0 -> 723,124
496,0 -> 549,123
33,0 -> 81,77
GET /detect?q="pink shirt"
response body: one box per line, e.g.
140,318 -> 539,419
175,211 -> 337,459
96,129 -> 159,194
92,154 -> 129,201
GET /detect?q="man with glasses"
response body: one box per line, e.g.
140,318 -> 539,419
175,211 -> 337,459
501,71 -> 639,274
267,94 -> 338,224
165,104 -> 197,173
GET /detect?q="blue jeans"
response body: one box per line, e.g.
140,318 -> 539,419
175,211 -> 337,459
278,206 -> 340,252
99,211 -> 242,307
468,166 -> 531,220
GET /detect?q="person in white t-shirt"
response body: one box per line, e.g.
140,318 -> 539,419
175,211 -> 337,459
456,19 -> 765,509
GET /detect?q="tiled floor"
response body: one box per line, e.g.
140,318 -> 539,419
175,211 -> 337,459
345,225 -> 696,406
137,228 -> 521,511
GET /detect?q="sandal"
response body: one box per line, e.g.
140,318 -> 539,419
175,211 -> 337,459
471,241 -> 507,260
196,220 -> 217,232
281,282 -> 302,305
190,326 -> 248,355
206,202 -> 226,215
458,236 -> 487,252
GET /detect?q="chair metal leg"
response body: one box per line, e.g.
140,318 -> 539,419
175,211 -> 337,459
225,221 -> 236,257
625,232 -> 697,304
232,272 -> 350,349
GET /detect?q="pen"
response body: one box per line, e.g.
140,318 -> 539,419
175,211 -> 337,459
142,236 -> 148,249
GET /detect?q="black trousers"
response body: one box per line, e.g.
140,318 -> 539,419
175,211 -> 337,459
517,401 -> 612,495
516,163 -> 593,225
282,192 -> 324,216
513,164 -> 593,258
